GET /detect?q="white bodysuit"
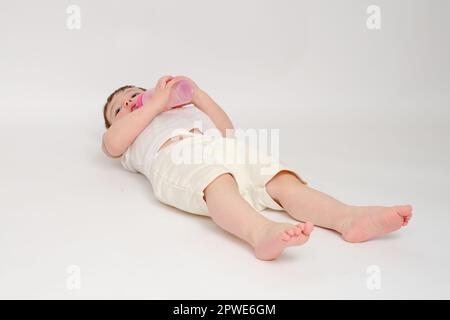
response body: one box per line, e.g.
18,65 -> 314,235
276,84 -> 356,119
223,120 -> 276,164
121,104 -> 217,176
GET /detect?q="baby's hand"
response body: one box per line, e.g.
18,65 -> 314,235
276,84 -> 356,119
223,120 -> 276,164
148,75 -> 178,113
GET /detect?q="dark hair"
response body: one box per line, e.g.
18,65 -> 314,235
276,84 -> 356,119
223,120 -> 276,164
103,85 -> 145,129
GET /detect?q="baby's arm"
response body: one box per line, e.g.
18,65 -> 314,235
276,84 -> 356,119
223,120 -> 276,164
193,90 -> 234,138
102,101 -> 161,158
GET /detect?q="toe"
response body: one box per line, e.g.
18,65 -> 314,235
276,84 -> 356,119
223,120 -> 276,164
287,228 -> 295,236
397,205 -> 412,216
396,205 -> 413,226
281,232 -> 291,241
296,223 -> 305,230
302,222 -> 314,236
402,213 -> 412,226
294,227 -> 302,236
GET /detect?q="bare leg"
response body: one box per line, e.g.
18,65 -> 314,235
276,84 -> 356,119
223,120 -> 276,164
265,171 -> 413,243
204,173 -> 314,260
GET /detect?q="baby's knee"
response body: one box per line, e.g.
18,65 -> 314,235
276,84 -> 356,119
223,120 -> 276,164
266,170 -> 304,195
203,173 -> 238,200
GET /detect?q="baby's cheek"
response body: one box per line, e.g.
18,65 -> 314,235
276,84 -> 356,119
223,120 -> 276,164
116,111 -> 128,121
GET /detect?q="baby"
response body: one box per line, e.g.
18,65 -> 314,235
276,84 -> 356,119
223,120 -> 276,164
101,75 -> 413,261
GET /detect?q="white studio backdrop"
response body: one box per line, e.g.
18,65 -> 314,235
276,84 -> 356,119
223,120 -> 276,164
0,0 -> 449,299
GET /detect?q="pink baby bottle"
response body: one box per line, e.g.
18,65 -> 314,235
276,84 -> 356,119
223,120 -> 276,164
134,78 -> 194,111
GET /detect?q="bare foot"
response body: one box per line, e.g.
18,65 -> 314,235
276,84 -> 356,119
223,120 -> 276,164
253,221 -> 314,261
340,204 -> 413,243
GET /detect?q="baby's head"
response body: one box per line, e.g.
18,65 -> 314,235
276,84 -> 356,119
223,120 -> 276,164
103,85 -> 146,129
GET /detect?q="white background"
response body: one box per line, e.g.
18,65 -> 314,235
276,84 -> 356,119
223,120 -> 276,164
0,0 -> 449,299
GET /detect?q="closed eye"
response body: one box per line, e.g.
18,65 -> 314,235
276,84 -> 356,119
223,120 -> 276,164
114,92 -> 141,116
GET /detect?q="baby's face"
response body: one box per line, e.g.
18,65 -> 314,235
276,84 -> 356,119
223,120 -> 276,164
106,87 -> 145,126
